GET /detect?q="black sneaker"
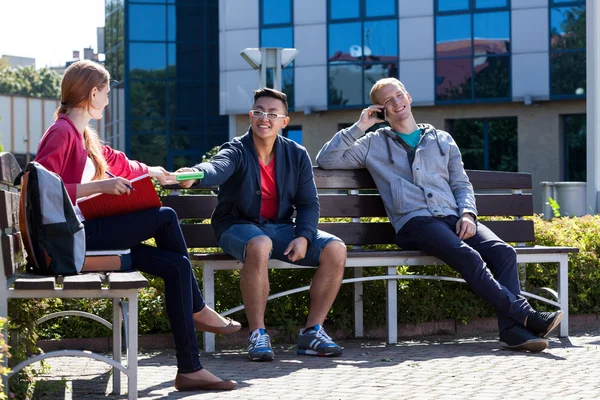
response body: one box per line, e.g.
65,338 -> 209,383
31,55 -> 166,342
499,325 -> 548,353
526,311 -> 564,338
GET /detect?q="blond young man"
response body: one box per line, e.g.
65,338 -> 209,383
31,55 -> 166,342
316,78 -> 563,352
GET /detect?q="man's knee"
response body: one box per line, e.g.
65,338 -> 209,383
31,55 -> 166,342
321,240 -> 347,268
245,235 -> 273,262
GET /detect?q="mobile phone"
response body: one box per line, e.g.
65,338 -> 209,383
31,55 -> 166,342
375,109 -> 386,121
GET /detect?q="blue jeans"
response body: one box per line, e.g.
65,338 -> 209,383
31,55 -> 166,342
218,222 -> 341,266
394,216 -> 534,333
84,207 -> 205,373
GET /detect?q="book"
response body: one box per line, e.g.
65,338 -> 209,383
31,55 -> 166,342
76,174 -> 162,220
173,171 -> 204,182
83,249 -> 132,272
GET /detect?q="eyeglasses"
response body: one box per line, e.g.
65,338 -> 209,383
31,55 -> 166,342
250,110 -> 287,120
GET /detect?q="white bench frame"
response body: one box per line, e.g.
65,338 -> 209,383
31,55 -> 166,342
200,249 -> 569,352
0,276 -> 141,400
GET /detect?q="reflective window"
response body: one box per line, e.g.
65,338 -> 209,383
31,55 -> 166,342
168,82 -> 206,118
262,0 -> 292,25
327,0 -> 398,106
329,64 -> 363,106
283,126 -> 303,145
130,119 -> 167,133
330,0 -> 360,20
261,27 -> 293,48
549,2 -> 586,97
130,81 -> 167,118
129,4 -> 166,41
475,0 -> 507,8
563,114 -> 586,181
329,23 -> 362,59
365,0 -> 395,17
364,20 -> 398,57
448,118 -> 518,172
130,134 -> 167,167
437,0 -> 469,12
435,3 -> 510,102
129,43 -> 167,79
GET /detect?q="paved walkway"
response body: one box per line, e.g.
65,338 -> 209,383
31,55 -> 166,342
33,332 -> 600,400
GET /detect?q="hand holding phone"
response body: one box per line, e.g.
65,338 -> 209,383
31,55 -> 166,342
375,109 -> 386,121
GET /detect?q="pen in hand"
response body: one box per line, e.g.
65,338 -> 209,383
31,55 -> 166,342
105,171 -> 135,191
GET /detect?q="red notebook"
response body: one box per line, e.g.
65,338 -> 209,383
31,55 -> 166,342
76,174 -> 162,220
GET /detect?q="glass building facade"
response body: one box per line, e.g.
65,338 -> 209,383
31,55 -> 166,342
104,0 -> 228,170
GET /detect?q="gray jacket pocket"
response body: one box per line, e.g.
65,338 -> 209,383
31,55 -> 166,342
391,179 -> 426,214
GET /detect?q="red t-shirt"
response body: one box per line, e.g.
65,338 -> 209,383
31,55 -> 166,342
259,157 -> 278,220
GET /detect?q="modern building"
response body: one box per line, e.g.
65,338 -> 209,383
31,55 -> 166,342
103,0 -> 229,171
0,55 -> 35,68
220,0 -> 587,212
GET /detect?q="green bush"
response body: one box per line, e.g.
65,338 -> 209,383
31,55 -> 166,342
18,214 -> 600,341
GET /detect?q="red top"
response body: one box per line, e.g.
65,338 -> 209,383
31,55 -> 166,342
35,114 -> 148,204
259,157 -> 278,220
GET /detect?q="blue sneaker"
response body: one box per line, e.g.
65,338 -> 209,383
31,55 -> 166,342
248,328 -> 274,361
297,325 -> 343,357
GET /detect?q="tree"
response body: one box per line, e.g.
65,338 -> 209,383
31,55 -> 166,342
0,66 -> 61,99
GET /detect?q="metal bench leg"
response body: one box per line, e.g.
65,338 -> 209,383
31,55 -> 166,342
203,262 -> 216,353
558,255 -> 569,337
126,294 -> 138,400
112,299 -> 122,394
386,266 -> 398,344
354,267 -> 363,337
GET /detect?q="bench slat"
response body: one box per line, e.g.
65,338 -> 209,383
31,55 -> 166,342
62,274 -> 103,290
0,190 -> 19,229
14,273 -> 56,290
182,220 -> 535,247
107,271 -> 148,289
167,193 -> 534,219
2,232 -> 26,277
466,169 -> 532,190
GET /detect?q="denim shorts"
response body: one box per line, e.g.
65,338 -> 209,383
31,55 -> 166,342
218,222 -> 343,267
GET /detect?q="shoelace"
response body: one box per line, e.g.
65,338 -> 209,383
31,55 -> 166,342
314,328 -> 334,344
250,332 -> 270,348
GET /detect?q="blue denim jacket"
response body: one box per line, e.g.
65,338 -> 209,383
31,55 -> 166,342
193,129 -> 319,244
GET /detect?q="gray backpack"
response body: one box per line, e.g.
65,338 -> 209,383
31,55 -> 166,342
18,162 -> 85,275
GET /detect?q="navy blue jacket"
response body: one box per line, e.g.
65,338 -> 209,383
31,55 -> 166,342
193,129 -> 319,244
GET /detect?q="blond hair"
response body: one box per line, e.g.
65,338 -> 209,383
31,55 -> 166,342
369,78 -> 407,105
54,60 -> 109,180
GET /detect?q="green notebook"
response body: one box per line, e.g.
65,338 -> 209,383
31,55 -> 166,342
174,171 -> 204,182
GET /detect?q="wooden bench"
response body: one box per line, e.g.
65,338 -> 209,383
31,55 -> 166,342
162,168 -> 579,352
0,152 -> 148,400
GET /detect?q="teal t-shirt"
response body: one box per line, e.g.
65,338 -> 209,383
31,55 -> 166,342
394,129 -> 421,149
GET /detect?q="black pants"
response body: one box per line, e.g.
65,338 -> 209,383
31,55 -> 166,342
84,207 -> 205,373
394,216 -> 534,332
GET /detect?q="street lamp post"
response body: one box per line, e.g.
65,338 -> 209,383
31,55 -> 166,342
240,47 -> 299,90
587,0 -> 600,214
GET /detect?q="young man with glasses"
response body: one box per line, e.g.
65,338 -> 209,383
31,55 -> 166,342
316,78 -> 564,353
177,88 -> 346,361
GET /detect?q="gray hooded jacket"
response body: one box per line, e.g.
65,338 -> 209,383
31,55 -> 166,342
316,123 -> 477,233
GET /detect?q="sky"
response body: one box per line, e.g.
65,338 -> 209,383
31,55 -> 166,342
0,0 -> 105,69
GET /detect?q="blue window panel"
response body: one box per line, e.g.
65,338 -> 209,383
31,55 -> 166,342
130,81 -> 167,118
475,0 -> 507,8
261,27 -> 293,47
329,63 -> 363,106
563,114 -> 586,181
129,4 -> 166,41
550,51 -> 586,96
285,129 -> 303,145
473,55 -> 510,98
328,22 -> 362,59
130,134 -> 167,167
262,0 -> 292,25
550,6 -> 586,50
364,63 -> 398,103
437,0 -> 469,12
168,5 -> 176,41
436,14 -> 472,58
130,0 -> 165,3
129,43 -> 167,79
365,0 -> 396,17
364,20 -> 398,58
473,12 -> 510,55
171,42 -> 204,81
168,82 -> 207,118
436,57 -> 473,101
330,0 -> 359,20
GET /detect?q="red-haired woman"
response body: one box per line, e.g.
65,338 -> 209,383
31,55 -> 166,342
35,60 -> 239,391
